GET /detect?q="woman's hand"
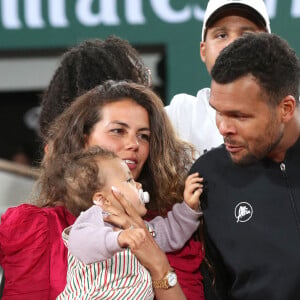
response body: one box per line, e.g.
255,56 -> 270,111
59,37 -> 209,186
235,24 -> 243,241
94,186 -> 168,275
94,186 -> 145,230
94,186 -> 186,300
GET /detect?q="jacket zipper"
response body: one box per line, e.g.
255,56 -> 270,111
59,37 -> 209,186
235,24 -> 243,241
280,162 -> 300,233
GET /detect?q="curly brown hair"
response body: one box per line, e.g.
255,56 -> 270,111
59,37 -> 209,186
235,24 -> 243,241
39,35 -> 151,141
40,80 -> 196,215
39,146 -> 118,217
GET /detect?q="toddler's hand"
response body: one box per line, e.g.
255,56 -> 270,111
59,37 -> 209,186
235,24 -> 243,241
184,172 -> 203,211
118,227 -> 146,251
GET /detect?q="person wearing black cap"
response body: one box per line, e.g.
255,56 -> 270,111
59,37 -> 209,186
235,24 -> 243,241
166,0 -> 271,156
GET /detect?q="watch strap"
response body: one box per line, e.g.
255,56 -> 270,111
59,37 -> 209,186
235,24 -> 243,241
152,268 -> 177,289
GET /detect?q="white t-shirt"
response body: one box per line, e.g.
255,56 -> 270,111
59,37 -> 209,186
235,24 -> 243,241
165,88 -> 223,156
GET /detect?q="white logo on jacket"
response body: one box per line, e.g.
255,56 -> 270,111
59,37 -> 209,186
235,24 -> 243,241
235,202 -> 253,223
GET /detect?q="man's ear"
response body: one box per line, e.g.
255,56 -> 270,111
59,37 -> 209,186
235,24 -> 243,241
200,41 -> 206,63
280,95 -> 296,123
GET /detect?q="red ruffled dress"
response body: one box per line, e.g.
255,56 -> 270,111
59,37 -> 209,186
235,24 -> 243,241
0,204 -> 204,300
0,204 -> 76,299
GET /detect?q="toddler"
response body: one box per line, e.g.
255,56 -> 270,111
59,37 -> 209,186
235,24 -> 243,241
55,146 -> 203,299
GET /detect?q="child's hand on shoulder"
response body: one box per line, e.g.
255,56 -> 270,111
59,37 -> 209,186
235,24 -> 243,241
184,172 -> 203,211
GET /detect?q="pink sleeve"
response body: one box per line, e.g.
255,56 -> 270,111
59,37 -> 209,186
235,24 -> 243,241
68,205 -> 122,264
148,202 -> 201,252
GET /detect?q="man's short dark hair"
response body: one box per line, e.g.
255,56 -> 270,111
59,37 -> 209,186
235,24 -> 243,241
211,33 -> 300,106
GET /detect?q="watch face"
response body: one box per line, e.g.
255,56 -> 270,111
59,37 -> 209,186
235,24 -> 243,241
167,272 -> 177,287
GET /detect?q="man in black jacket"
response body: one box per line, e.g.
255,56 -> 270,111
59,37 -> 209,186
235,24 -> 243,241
192,33 -> 300,299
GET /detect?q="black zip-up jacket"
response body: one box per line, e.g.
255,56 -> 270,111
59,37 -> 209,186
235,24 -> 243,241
191,138 -> 300,300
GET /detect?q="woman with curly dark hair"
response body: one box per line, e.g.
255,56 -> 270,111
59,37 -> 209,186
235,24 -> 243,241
0,37 -> 204,300
41,80 -> 201,300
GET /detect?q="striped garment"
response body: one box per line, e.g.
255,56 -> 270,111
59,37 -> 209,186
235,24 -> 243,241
57,231 -> 154,300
